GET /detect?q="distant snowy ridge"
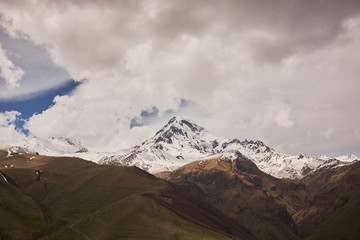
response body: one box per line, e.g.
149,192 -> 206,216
99,117 -> 358,179
1,137 -> 88,156
0,144 -> 36,156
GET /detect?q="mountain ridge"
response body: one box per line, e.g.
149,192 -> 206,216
1,136 -> 88,157
1,116 -> 358,179
99,116 -> 358,179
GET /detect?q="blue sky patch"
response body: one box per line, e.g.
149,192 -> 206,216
0,79 -> 81,134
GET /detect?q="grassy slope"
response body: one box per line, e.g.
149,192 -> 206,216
300,161 -> 360,240
0,151 -> 230,240
0,180 -> 48,239
306,189 -> 360,240
42,195 -> 230,240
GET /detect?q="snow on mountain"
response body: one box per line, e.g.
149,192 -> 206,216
23,137 -> 88,155
1,116 -> 358,179
99,116 -> 359,179
334,154 -> 359,162
99,116 -> 221,172
0,144 -> 35,156
1,137 -> 88,156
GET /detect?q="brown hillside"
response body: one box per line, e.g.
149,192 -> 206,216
158,152 -> 360,240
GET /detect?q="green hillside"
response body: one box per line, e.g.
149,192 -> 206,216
0,151 -> 234,240
306,188 -> 360,240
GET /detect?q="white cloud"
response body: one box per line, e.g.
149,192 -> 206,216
322,128 -> 335,139
0,110 -> 18,124
0,0 -> 358,156
24,77 -> 180,151
0,111 -> 25,144
269,103 -> 295,129
0,41 -> 24,88
0,24 -> 70,99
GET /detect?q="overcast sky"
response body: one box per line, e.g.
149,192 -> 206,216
0,0 -> 359,156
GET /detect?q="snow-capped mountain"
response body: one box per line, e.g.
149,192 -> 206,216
99,116 -> 358,178
2,116 -> 358,179
25,137 -> 88,155
1,137 -> 88,156
99,117 -> 219,172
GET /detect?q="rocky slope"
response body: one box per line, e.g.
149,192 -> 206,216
157,151 -> 360,239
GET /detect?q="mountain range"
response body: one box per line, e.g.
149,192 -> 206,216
2,116 -> 358,179
1,147 -> 359,239
99,117 -> 358,179
1,117 -> 359,239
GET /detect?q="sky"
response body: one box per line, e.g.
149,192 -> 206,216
0,0 -> 359,156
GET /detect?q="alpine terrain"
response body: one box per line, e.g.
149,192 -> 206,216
99,117 -> 358,179
1,118 -> 360,239
1,136 -> 88,157
2,117 -> 358,179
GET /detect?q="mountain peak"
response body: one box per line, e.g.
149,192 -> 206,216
166,116 -> 206,133
149,116 -> 209,146
168,116 -> 190,123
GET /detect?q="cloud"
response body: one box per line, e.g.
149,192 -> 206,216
268,103 -> 295,129
24,78 -> 178,151
2,0 -> 359,79
0,110 -> 25,144
0,0 -> 359,156
0,41 -> 24,88
0,26 -> 70,99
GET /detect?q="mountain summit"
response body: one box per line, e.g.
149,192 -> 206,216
99,116 -> 222,172
143,117 -> 212,152
99,116 -> 358,178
